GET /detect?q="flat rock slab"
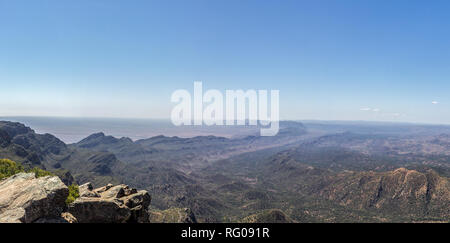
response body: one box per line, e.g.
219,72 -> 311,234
0,173 -> 68,223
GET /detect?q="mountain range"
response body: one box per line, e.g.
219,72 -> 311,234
0,120 -> 449,222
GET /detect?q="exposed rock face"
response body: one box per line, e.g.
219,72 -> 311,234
316,168 -> 450,218
68,183 -> 151,223
0,173 -> 69,223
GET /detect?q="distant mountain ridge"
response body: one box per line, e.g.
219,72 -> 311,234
0,121 -> 138,185
1,120 -> 449,222
72,121 -> 308,172
0,120 -> 312,222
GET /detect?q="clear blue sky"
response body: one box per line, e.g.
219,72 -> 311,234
1,0 -> 449,124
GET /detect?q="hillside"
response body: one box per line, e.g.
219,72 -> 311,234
0,120 -> 449,223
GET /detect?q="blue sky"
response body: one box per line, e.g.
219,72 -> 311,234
1,0 -> 449,123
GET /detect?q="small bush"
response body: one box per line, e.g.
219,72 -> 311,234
0,159 -> 24,180
28,167 -> 54,178
66,184 -> 80,205
0,158 -> 56,180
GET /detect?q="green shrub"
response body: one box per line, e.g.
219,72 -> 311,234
28,167 -> 54,178
66,184 -> 80,205
0,158 -> 56,180
0,159 -> 24,180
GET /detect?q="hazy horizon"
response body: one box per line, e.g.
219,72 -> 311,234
3,115 -> 450,144
4,115 -> 450,126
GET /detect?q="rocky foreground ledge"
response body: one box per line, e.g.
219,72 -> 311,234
0,173 -> 151,223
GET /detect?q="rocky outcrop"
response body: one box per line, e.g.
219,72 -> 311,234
67,182 -> 151,223
0,172 -> 152,223
0,173 -> 69,223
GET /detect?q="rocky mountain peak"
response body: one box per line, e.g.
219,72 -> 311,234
77,132 -> 134,148
0,121 -> 34,138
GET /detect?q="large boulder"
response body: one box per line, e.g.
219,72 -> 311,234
0,173 -> 69,223
68,183 -> 151,223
